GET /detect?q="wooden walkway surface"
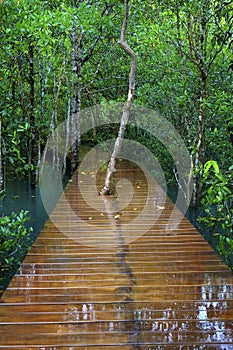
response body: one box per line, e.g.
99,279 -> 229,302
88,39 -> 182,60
0,160 -> 232,349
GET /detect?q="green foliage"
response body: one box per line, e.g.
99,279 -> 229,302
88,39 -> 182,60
0,0 -> 232,191
0,190 -> 6,201
0,0 -> 122,177
0,210 -> 33,273
200,161 -> 233,268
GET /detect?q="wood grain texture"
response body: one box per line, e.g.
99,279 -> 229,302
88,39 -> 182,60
0,160 -> 232,349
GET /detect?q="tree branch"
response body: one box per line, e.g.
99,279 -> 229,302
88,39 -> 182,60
100,0 -> 137,195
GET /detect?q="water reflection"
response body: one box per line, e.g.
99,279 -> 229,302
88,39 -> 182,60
59,296 -> 232,346
9,230 -> 233,346
63,304 -> 96,322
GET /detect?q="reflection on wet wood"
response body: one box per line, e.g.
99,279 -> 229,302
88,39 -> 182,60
0,160 -> 232,349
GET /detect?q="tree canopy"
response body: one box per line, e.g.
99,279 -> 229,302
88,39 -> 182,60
0,0 -> 232,193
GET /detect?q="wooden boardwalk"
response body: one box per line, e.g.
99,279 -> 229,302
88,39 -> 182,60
0,161 -> 232,349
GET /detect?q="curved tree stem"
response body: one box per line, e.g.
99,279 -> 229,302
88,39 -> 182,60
100,0 -> 136,195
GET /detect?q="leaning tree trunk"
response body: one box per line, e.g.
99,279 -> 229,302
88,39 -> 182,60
100,0 -> 137,195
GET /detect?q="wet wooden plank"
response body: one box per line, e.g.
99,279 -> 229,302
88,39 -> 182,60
0,300 -> 232,323
0,327 -> 232,348
0,160 -> 232,348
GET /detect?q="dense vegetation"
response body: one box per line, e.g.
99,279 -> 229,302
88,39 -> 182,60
0,210 -> 32,272
0,0 -> 232,280
0,207 -> 32,292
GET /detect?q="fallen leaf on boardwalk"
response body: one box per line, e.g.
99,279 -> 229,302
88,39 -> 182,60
114,214 -> 120,219
90,172 -> 95,175
100,213 -> 104,216
156,205 -> 165,210
88,217 -> 92,220
81,171 -> 86,175
136,186 -> 141,189
133,208 -> 137,211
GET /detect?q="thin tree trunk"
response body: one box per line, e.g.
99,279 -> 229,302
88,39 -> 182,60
37,62 -> 44,179
29,44 -> 37,187
192,4 -> 208,207
70,28 -> 82,172
100,0 -> 136,195
86,88 -> 96,137
17,47 -> 26,123
193,74 -> 207,207
63,77 -> 71,176
37,60 -> 50,178
50,74 -> 62,172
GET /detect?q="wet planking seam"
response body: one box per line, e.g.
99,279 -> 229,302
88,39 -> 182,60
0,319 -> 232,325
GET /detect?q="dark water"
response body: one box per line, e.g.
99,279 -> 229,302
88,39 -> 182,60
0,171 -> 70,293
0,176 -> 48,292
0,176 -> 48,237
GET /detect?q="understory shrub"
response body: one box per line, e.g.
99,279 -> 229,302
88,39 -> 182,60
0,210 -> 33,273
199,161 -> 233,268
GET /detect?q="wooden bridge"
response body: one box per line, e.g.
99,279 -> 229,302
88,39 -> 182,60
0,160 -> 232,349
